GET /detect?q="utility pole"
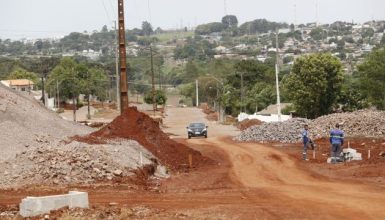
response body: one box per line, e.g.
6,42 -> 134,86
275,30 -> 282,122
158,66 -> 162,90
56,80 -> 60,110
150,45 -> 156,116
240,72 -> 244,113
41,76 -> 45,106
118,0 -> 129,113
196,79 -> 199,107
114,21 -> 120,112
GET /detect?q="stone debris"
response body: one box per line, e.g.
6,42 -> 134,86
0,140 -> 161,188
236,110 -> 385,143
0,84 -> 92,162
235,118 -> 310,143
310,110 -> 385,138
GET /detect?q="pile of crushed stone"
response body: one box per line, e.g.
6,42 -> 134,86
0,84 -> 92,162
310,110 -> 385,138
0,139 -> 166,188
236,110 -> 385,143
235,118 -> 310,143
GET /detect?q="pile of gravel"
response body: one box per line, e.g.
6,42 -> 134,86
236,109 -> 385,143
0,85 -> 92,162
235,118 -> 310,143
310,110 -> 385,138
0,139 -> 167,188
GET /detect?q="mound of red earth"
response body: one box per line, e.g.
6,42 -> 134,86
236,119 -> 263,131
75,107 -> 213,171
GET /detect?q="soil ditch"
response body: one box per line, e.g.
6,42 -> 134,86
74,107 -> 214,171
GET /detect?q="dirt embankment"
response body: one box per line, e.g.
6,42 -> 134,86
236,119 -> 263,131
75,107 -> 214,171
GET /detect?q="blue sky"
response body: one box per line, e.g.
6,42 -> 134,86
0,0 -> 384,39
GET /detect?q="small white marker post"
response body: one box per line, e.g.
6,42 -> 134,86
313,149 -> 316,159
368,149 -> 371,159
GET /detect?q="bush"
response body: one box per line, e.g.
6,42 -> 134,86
144,90 -> 167,106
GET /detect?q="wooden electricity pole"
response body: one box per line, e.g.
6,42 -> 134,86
150,46 -> 156,116
118,0 -> 129,113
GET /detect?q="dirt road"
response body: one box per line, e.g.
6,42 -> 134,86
163,107 -> 385,219
1,107 -> 385,219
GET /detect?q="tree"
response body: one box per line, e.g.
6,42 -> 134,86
46,57 -> 110,119
7,68 -> 39,85
238,19 -> 288,35
101,25 -> 108,33
357,48 -> 385,109
80,67 -> 109,118
309,27 -> 326,41
141,21 -> 154,36
195,22 -> 226,35
282,53 -> 344,118
144,90 -> 167,108
184,61 -> 200,82
46,57 -> 81,120
222,15 -> 238,29
361,28 -> 374,39
337,74 -> 368,112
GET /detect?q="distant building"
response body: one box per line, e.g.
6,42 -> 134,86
0,79 -> 34,92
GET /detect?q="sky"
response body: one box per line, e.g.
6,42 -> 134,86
0,0 -> 384,40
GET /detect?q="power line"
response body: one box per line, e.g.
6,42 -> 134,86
107,0 -> 117,19
147,0 -> 152,23
100,0 -> 112,24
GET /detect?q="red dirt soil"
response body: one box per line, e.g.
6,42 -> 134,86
275,137 -> 385,183
74,107 -> 213,171
236,119 -> 263,130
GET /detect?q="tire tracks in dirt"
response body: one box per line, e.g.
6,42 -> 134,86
195,136 -> 385,219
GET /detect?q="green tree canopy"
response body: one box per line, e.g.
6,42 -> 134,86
357,48 -> 385,109
282,53 -> 344,118
195,22 -> 226,35
7,68 -> 39,84
46,57 -> 108,101
309,27 -> 326,41
141,21 -> 154,36
222,15 -> 238,29
144,90 -> 167,106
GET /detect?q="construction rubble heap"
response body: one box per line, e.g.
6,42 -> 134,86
236,118 -> 310,143
0,85 -> 92,162
0,85 -> 211,189
236,110 -> 385,143
0,140 -> 157,187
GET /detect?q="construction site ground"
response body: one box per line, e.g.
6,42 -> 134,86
1,107 -> 385,219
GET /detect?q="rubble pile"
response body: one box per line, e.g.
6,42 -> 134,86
0,85 -> 92,162
0,140 -> 159,187
235,118 -> 310,143
236,110 -> 385,143
310,110 -> 385,137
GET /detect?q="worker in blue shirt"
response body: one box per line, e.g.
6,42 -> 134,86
302,124 -> 311,161
330,123 -> 344,163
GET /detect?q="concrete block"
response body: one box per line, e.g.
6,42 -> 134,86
68,191 -> 89,208
20,191 -> 88,217
343,148 -> 357,154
